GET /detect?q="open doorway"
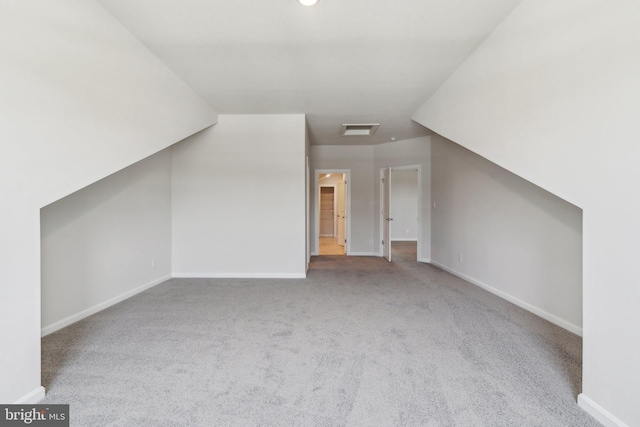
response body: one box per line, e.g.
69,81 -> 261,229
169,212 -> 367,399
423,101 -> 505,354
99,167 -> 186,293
380,165 -> 422,263
315,170 -> 350,255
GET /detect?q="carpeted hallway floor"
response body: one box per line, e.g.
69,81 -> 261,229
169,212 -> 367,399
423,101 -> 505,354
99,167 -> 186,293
41,243 -> 600,426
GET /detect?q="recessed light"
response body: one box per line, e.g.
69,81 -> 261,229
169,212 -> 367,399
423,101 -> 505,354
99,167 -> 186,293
298,0 -> 318,6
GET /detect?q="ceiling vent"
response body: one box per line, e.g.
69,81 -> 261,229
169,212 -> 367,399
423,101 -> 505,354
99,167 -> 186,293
340,123 -> 380,137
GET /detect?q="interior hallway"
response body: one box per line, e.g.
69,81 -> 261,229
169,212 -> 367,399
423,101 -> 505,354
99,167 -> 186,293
41,242 -> 597,426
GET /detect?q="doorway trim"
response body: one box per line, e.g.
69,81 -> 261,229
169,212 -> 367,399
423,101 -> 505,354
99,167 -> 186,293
314,169 -> 351,256
379,165 -> 422,262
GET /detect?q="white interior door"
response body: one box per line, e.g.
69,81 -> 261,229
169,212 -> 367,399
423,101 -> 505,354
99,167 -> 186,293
343,176 -> 348,252
337,175 -> 345,248
382,168 -> 391,262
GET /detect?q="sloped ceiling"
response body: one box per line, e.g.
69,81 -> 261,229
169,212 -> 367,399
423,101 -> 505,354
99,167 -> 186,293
97,0 -> 522,145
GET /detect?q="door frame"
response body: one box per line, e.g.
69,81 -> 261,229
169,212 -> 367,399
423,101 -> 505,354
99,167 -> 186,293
379,165 -> 422,262
314,169 -> 351,255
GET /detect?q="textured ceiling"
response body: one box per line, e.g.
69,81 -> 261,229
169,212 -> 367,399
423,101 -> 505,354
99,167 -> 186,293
97,0 -> 522,145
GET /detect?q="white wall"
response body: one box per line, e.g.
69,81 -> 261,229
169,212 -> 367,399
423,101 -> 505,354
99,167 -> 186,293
431,134 -> 582,334
0,0 -> 216,404
310,145 -> 375,255
413,1 -> 640,425
171,115 -> 307,278
374,137 -> 431,261
41,150 -> 173,335
390,169 -> 419,241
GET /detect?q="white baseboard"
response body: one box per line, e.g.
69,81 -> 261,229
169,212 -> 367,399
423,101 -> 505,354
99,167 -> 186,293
311,252 -> 319,256
172,272 -> 307,279
429,260 -> 583,336
312,252 -> 375,257
578,394 -> 628,427
391,238 -> 418,242
14,386 -> 45,404
418,258 -> 431,263
41,275 -> 171,337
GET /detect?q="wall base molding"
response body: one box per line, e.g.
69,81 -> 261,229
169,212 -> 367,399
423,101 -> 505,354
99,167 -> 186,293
312,252 -> 377,257
41,275 -> 171,337
390,238 -> 418,242
429,260 -> 583,336
14,386 -> 45,404
418,258 -> 431,263
578,394 -> 628,427
173,272 -> 306,279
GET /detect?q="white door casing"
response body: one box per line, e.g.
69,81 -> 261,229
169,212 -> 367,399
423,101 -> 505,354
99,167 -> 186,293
314,169 -> 351,256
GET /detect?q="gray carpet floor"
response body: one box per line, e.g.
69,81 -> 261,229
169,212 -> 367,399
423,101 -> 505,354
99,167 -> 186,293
41,242 -> 600,426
